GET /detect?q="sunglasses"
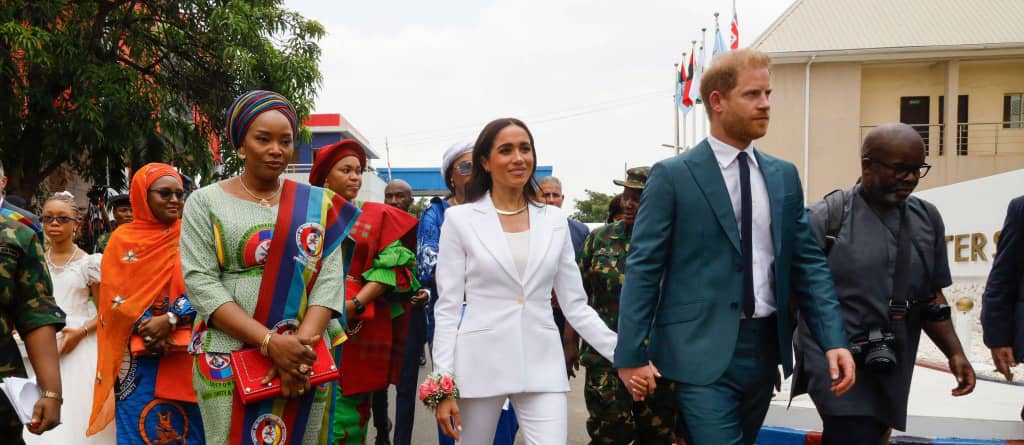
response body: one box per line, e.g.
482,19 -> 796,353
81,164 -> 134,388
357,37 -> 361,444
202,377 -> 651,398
149,188 -> 186,200
41,216 -> 79,225
456,161 -> 473,176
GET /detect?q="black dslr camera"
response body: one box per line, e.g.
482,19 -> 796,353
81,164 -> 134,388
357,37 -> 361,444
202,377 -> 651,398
849,327 -> 897,373
86,184 -> 109,203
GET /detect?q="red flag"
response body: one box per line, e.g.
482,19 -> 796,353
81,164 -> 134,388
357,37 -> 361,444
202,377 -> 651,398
730,8 -> 739,49
681,49 -> 695,108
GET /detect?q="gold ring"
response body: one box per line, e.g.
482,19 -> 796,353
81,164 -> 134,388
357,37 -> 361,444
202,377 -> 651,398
298,364 -> 311,374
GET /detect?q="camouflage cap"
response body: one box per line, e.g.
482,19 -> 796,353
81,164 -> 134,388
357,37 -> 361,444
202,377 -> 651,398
613,166 -> 650,189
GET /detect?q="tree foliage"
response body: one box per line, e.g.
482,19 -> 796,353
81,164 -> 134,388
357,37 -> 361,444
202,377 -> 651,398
571,189 -> 612,223
408,197 -> 430,218
0,0 -> 324,201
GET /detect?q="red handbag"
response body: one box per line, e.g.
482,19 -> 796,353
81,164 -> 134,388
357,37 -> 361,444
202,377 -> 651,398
229,337 -> 339,404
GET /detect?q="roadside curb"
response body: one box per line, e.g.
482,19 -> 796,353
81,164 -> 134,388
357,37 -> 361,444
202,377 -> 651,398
757,426 -> 1024,444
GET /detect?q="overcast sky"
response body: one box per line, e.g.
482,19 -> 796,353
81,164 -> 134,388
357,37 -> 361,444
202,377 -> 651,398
282,0 -> 794,205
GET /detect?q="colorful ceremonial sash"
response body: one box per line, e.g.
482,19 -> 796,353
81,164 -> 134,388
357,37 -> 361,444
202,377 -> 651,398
0,207 -> 41,234
228,179 -> 359,445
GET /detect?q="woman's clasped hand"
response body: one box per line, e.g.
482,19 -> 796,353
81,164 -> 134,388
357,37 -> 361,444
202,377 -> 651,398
261,333 -> 322,398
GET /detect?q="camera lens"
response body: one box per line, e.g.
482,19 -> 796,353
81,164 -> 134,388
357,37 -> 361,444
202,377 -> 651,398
864,343 -> 897,373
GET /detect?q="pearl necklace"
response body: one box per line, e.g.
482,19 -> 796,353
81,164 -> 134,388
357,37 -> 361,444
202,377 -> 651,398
46,248 -> 79,272
239,177 -> 282,208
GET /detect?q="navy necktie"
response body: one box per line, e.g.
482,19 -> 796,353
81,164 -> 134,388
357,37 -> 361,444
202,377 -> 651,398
737,151 -> 755,318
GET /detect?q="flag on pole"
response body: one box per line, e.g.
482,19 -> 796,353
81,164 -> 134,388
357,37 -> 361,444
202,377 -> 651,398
687,32 -> 706,105
681,43 -> 696,108
713,13 -> 728,61
730,0 -> 740,49
676,55 -> 691,113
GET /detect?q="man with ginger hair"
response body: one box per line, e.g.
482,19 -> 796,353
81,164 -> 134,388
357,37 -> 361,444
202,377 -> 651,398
614,49 -> 856,445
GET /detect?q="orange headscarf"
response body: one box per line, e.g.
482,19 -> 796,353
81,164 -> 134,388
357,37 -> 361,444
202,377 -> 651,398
88,163 -> 186,435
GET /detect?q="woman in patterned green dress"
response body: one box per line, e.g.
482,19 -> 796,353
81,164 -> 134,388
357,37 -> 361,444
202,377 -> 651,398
180,90 -> 357,445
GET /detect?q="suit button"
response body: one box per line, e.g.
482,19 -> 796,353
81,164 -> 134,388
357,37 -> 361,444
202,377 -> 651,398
735,263 -> 743,272
730,302 -> 739,310
518,296 -> 525,305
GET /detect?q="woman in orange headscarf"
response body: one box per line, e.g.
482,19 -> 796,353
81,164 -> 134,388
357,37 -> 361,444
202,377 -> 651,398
87,163 -> 204,444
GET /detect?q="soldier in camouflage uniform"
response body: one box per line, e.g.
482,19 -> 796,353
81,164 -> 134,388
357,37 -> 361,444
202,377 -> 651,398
578,167 -> 678,445
0,213 -> 66,442
93,194 -> 132,254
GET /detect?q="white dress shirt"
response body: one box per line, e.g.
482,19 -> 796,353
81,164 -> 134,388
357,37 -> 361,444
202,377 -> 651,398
708,135 -> 776,318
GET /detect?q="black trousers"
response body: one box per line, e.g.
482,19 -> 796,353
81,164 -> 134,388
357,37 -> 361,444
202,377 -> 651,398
821,415 -> 889,445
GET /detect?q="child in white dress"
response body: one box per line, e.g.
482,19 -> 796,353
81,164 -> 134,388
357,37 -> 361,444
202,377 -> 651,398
24,192 -> 115,444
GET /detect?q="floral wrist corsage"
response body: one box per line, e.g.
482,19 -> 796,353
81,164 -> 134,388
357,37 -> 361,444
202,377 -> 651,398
418,373 -> 459,409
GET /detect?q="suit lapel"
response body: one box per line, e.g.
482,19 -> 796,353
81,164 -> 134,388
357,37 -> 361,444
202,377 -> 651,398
521,204 -> 552,287
755,150 -> 784,256
687,141 -> 741,254
469,196 -> 521,284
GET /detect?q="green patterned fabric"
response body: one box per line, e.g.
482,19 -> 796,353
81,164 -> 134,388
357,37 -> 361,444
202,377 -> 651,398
0,214 -> 65,426
577,220 -> 629,370
360,240 -> 420,292
180,185 -> 347,354
93,231 -> 112,254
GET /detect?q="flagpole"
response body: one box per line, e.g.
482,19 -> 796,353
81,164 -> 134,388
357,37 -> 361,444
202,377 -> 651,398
673,62 -> 681,154
680,53 -> 687,152
700,28 -> 707,143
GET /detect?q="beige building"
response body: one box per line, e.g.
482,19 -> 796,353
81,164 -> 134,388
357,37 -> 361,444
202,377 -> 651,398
750,0 -> 1024,199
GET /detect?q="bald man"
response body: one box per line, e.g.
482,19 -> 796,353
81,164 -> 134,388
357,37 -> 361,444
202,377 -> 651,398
385,179 -> 414,213
793,123 -> 975,444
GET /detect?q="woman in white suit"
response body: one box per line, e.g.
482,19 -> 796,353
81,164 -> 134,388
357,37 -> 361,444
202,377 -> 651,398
431,118 -> 629,444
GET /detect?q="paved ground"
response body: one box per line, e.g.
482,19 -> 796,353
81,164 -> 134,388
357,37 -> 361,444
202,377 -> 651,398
365,358 -> 592,445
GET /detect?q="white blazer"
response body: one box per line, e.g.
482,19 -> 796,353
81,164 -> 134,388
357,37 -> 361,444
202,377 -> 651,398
433,195 -> 616,398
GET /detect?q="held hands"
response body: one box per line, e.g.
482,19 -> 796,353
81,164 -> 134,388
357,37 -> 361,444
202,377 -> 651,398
435,398 -> 461,441
57,327 -> 86,355
990,346 -> 1017,381
825,348 -> 856,396
948,354 -> 976,396
616,361 -> 661,402
26,397 -> 60,435
410,289 -> 429,306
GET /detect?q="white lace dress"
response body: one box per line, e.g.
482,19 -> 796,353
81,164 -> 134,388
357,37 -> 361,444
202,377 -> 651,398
25,253 -> 116,444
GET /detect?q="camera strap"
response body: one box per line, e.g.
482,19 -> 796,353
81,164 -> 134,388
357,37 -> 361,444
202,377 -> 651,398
890,208 -> 913,322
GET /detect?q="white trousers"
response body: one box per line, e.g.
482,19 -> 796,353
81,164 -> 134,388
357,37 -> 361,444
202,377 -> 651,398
457,392 -> 568,445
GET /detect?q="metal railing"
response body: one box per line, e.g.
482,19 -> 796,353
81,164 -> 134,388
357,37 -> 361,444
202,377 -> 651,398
282,164 -> 378,174
284,164 -> 312,174
859,122 -> 1024,156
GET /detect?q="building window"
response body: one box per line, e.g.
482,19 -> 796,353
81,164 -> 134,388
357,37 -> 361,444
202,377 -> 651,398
1006,93 -> 1024,129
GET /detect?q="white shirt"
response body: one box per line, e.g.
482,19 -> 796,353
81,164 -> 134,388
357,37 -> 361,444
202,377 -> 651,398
505,230 -> 530,280
708,135 -> 776,318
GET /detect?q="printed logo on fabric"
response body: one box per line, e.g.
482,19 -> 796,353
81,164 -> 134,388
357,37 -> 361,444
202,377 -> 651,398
139,400 -> 189,445
251,413 -> 287,445
294,222 -> 325,268
272,319 -> 300,335
242,228 -> 274,267
201,353 -> 233,382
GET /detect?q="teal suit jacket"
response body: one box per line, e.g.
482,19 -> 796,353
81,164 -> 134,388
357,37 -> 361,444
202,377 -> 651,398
613,140 -> 848,385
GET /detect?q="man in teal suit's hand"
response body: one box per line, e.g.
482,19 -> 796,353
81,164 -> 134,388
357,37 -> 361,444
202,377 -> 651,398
614,49 -> 855,445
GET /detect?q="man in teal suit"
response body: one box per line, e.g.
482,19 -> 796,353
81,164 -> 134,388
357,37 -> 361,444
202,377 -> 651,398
614,49 -> 857,445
